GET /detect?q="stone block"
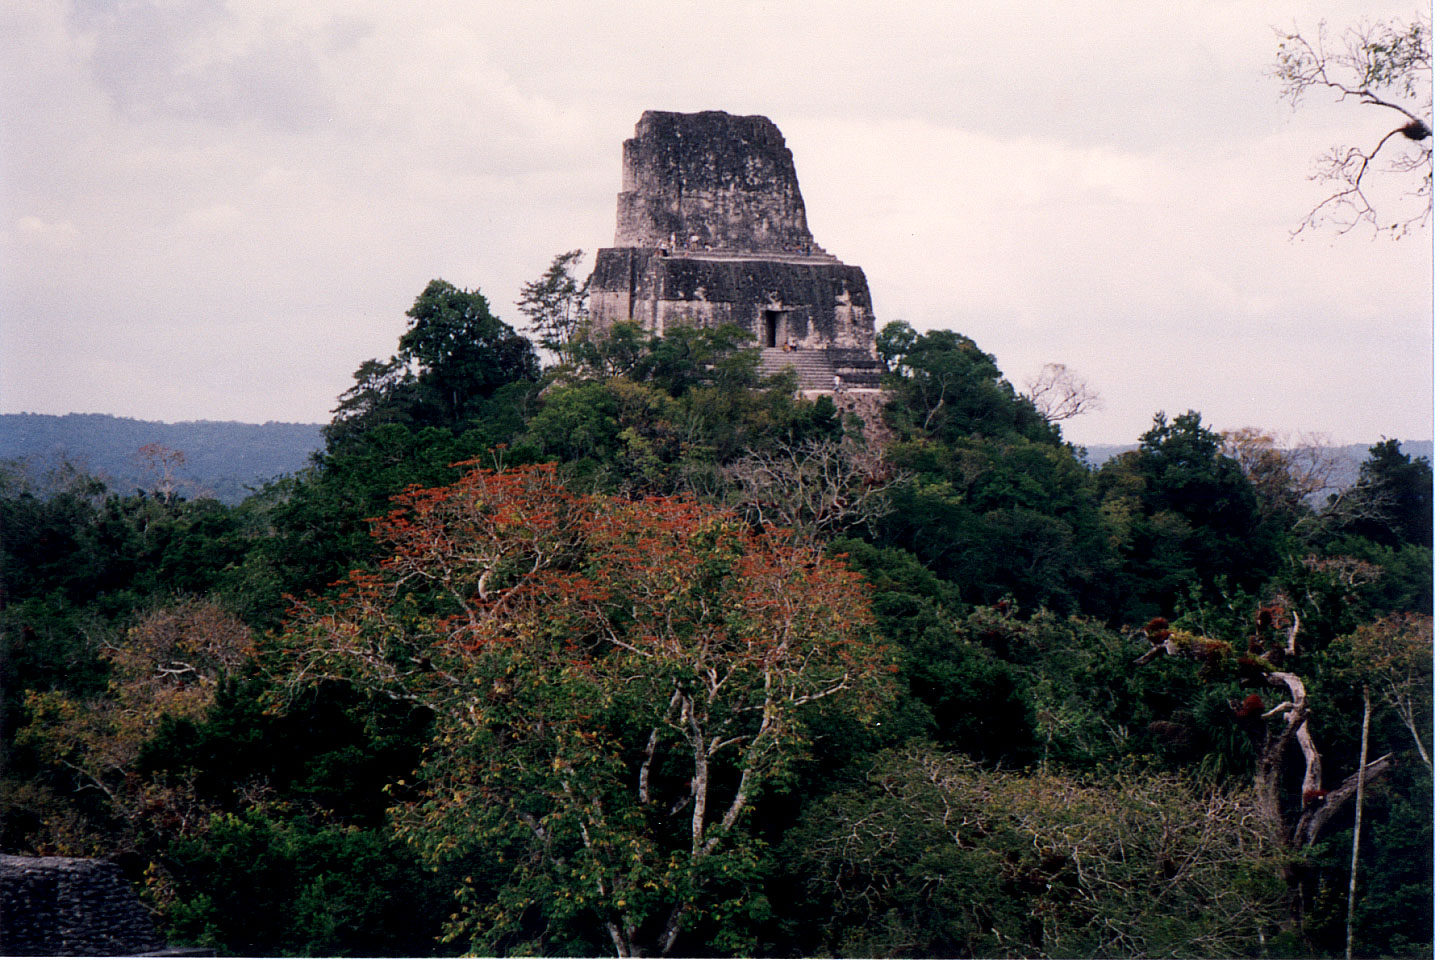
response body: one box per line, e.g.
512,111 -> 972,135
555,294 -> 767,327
588,109 -> 885,393
0,855 -> 165,957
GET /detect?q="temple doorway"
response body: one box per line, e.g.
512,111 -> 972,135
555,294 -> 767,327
763,310 -> 782,347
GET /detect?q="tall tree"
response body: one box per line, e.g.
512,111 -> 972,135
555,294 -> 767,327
1131,607 -> 1433,945
1098,411 -> 1270,619
398,279 -> 539,427
1337,613 -> 1432,771
879,322 -> 1053,443
516,250 -> 588,363
325,357 -> 419,449
134,443 -> 189,502
267,464 -> 894,957
1023,362 -> 1102,425
325,280 -> 539,451
1220,427 -> 1343,531
1329,438 -> 1434,548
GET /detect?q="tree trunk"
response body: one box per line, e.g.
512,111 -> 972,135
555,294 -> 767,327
1345,688 -> 1372,960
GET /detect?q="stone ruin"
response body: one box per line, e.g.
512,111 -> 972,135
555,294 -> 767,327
0,855 -> 168,956
588,110 -> 884,393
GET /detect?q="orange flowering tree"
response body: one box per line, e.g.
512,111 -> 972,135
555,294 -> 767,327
267,464 -> 893,957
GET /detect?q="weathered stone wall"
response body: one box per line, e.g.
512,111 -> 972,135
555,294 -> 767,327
816,387 -> 893,448
589,109 -> 884,396
590,248 -> 873,348
614,111 -> 816,253
0,855 -> 164,956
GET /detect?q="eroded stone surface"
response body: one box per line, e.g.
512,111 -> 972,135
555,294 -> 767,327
613,111 -> 818,254
0,854 -> 165,956
589,248 -> 873,349
589,110 -> 883,389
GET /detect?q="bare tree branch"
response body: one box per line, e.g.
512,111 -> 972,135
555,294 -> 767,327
1221,429 -> 1346,526
722,437 -> 906,546
1024,363 -> 1102,424
1274,17 -> 1433,237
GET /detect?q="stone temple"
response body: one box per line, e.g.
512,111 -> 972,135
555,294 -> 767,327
587,111 -> 883,392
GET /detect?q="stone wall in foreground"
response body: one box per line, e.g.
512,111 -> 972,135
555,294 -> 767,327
1,854 -> 165,956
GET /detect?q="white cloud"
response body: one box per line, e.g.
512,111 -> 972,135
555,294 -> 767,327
0,0 -> 1428,445
14,215 -> 81,248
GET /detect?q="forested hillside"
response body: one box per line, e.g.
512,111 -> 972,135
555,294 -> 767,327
1,276 -> 1430,958
0,414 -> 323,504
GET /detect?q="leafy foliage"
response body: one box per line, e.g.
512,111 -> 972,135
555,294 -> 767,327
879,321 -> 1053,444
787,743 -> 1286,958
3,290 -> 1430,958
516,249 -> 588,362
1328,438 -> 1434,548
267,464 -> 895,956
325,280 -> 538,451
1099,411 -> 1273,620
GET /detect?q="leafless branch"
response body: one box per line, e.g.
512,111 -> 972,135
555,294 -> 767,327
722,437 -> 906,545
1221,429 -> 1346,525
1275,17 -> 1433,237
1024,363 -> 1102,424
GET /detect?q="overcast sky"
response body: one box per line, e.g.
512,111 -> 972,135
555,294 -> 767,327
2,0 -> 1432,446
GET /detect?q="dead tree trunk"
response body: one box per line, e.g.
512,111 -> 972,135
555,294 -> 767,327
1345,688 -> 1372,960
1136,621 -> 1395,941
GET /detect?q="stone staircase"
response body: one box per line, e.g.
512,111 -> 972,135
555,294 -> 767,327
758,347 -> 884,392
759,348 -> 835,390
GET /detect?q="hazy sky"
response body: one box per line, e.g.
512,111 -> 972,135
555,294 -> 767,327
2,0 -> 1432,446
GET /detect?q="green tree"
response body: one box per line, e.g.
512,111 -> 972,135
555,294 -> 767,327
1330,439 -> 1433,548
831,538 -> 1037,764
516,249 -> 588,363
399,279 -> 539,427
520,378 -> 687,491
524,321 -> 842,497
162,811 -> 453,956
572,320 -> 764,397
326,357 -> 420,449
1098,411 -> 1271,620
880,437 -> 1111,613
880,322 -> 1053,444
875,319 -> 917,375
867,323 -> 1112,613
266,464 -> 895,956
325,280 -> 538,451
143,678 -> 448,956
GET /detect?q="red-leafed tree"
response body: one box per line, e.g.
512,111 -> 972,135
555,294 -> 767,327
266,464 -> 894,957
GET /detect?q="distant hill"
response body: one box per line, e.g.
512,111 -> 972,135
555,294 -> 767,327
2,413 -> 1428,507
0,413 -> 324,504
1080,439 -> 1433,491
